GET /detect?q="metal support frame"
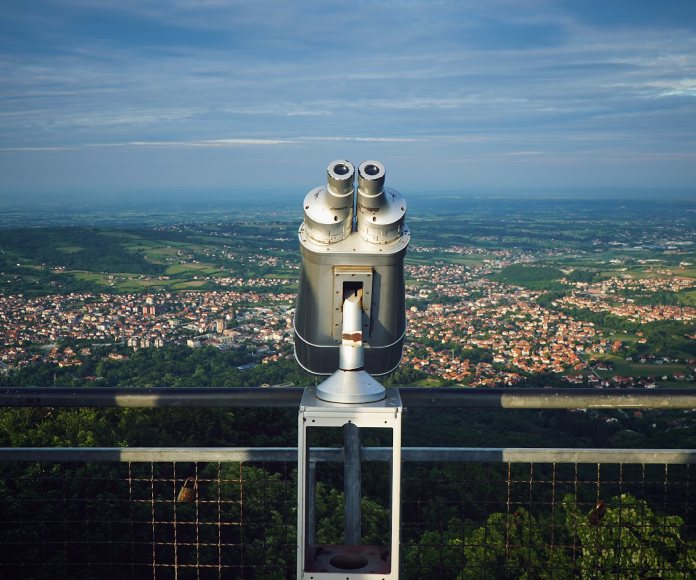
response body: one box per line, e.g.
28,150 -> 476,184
343,422 -> 362,544
298,387 -> 403,579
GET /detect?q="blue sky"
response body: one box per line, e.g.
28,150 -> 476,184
1,0 -> 695,202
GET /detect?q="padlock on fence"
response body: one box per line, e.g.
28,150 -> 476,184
177,476 -> 197,503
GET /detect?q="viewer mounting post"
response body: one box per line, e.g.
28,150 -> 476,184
294,160 -> 409,578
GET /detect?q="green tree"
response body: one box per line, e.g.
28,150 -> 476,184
404,493 -> 695,579
563,493 -> 696,578
459,508 -> 570,579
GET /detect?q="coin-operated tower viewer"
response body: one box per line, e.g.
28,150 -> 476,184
294,159 -> 410,403
294,160 -> 409,578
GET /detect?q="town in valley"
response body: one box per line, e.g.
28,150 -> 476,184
1,195 -> 694,390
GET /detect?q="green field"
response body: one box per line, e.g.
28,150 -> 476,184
166,263 -> 220,276
56,245 -> 85,253
678,290 -> 696,306
447,255 -> 490,265
172,280 -> 208,289
591,354 -> 689,379
0,225 -> 296,294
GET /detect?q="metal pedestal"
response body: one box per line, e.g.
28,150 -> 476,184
297,387 -> 402,579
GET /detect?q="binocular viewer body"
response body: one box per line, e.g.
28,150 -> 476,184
294,160 -> 410,376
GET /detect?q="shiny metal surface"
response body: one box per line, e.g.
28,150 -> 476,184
294,160 -> 409,376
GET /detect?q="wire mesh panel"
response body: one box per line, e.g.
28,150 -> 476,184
1,455 -> 695,578
0,461 -> 296,579
401,461 -> 696,579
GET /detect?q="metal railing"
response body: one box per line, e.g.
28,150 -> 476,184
1,387 -> 695,578
3,386 -> 696,409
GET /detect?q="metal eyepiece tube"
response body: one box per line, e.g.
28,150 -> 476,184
357,160 -> 386,200
301,160 -> 355,244
327,160 -> 355,197
356,160 -> 407,245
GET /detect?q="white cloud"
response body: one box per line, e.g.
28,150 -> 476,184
123,138 -> 297,148
0,146 -> 78,152
297,136 -> 425,143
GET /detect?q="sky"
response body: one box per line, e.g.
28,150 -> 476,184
1,0 -> 695,203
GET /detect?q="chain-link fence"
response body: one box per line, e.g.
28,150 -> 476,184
1,450 -> 694,579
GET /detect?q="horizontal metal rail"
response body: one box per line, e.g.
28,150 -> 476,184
2,386 -> 696,409
1,446 -> 695,464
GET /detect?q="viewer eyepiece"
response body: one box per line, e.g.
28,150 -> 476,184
327,159 -> 355,197
357,160 -> 386,198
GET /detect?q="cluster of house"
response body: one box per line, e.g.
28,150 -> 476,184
0,290 -> 294,369
1,256 -> 693,388
404,282 -> 596,385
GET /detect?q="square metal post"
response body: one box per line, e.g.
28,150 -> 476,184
297,387 -> 402,579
